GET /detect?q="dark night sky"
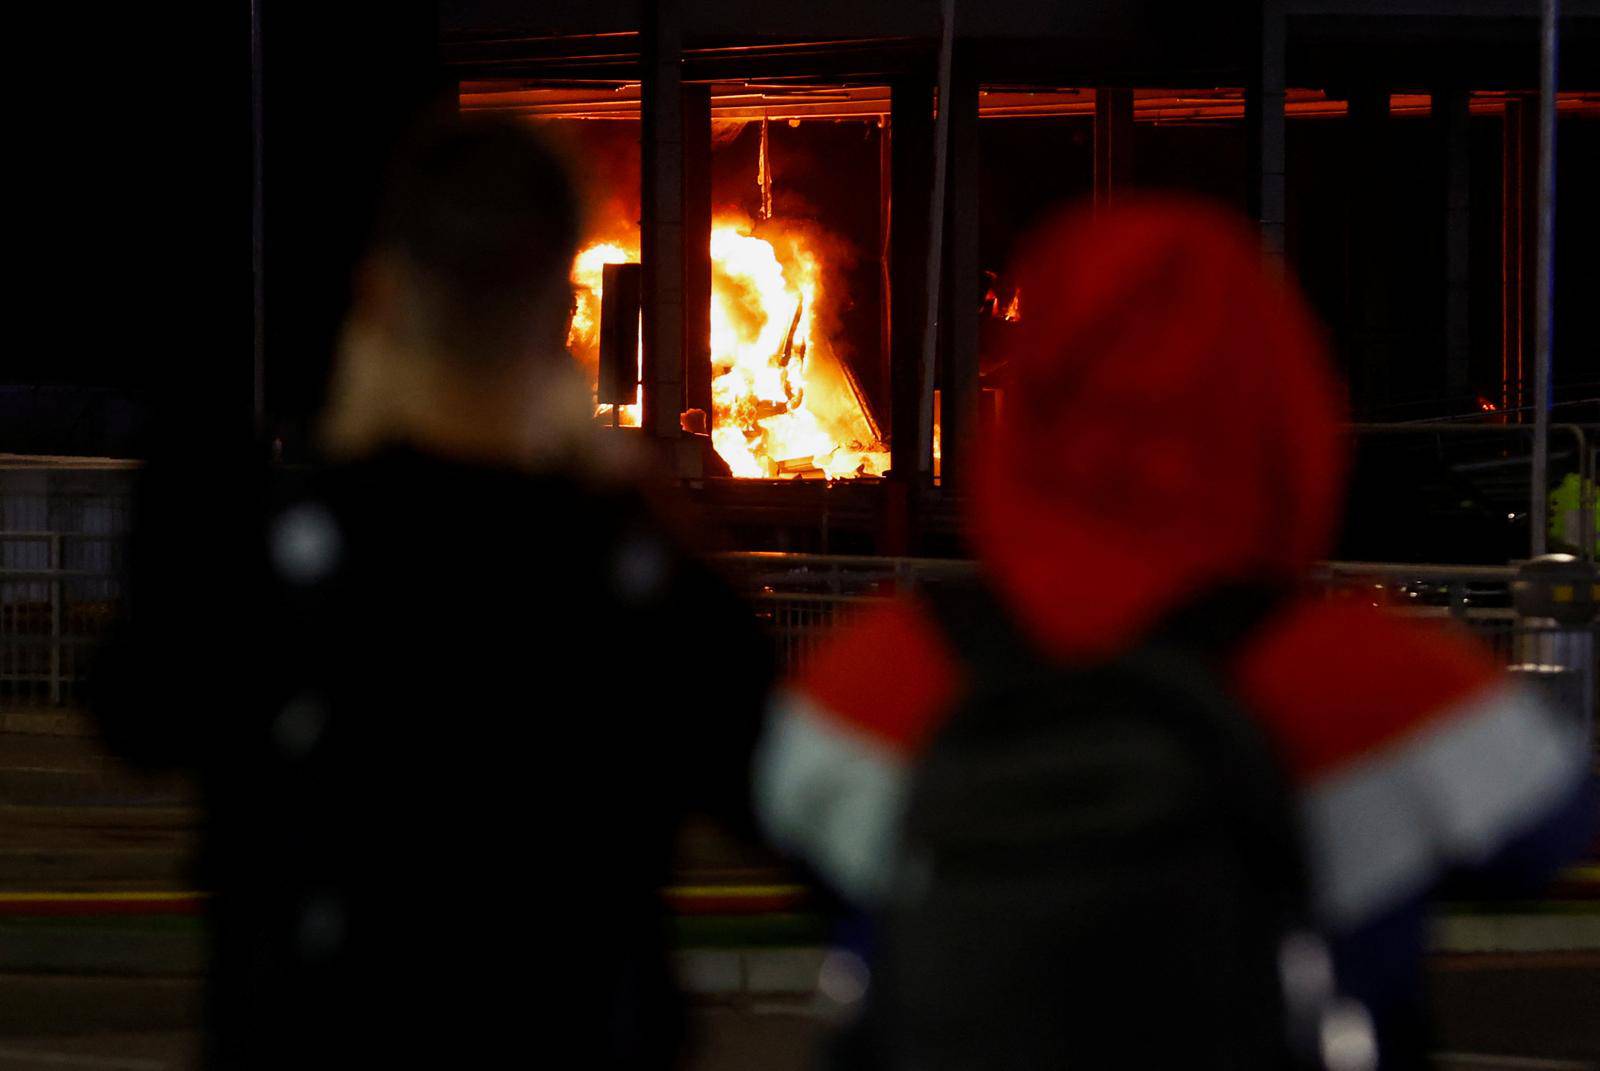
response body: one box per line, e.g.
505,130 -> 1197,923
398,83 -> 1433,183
8,1 -> 441,458
11,4 -> 249,415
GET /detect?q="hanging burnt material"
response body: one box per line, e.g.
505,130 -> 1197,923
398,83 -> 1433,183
597,262 -> 643,406
780,299 -> 805,410
757,115 -> 774,220
779,300 -> 803,366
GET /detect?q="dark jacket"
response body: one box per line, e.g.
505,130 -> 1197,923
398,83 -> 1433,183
94,445 -> 773,1068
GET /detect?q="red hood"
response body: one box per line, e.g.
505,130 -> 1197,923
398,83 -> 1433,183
971,198 -> 1347,659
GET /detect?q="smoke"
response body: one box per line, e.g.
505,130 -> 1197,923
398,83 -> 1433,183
533,119 -> 642,247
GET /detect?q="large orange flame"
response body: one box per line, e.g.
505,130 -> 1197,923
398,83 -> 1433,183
568,240 -> 642,427
567,217 -> 888,478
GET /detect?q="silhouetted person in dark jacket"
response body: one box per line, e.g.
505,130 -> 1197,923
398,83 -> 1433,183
94,116 -> 772,1069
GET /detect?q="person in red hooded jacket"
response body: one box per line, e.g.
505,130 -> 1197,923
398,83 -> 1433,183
754,199 -> 1593,1068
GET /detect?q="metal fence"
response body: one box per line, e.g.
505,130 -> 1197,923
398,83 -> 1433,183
723,553 -> 1534,655
0,461 -> 133,709
1,540 -> 1591,715
0,461 -> 1594,719
1346,422 -> 1596,564
0,533 -> 127,708
720,553 -> 1597,730
719,553 -> 979,671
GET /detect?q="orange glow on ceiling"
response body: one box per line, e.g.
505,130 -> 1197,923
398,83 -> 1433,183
461,83 -> 1600,123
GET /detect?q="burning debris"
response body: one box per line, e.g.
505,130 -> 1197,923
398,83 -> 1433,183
569,241 -> 643,427
566,216 -> 889,479
757,116 -> 774,222
982,270 -> 1023,323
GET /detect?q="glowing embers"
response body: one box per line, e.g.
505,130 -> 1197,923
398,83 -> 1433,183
566,218 -> 888,479
982,271 -> 1023,324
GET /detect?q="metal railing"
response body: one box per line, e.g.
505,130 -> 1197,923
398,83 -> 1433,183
1,538 -> 1588,709
726,552 -> 1531,616
719,554 -> 1596,732
0,460 -> 133,709
1,451 -> 1594,715
0,533 -> 124,708
1349,422 -> 1596,563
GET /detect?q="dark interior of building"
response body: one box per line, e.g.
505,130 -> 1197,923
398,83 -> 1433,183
8,1 -> 1599,561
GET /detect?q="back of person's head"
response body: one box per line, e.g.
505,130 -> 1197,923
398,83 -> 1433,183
368,112 -> 580,366
972,197 -> 1347,658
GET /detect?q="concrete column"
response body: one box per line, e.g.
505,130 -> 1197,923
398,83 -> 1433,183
940,48 -> 981,490
1437,87 -> 1472,407
879,116 -> 893,417
1502,97 -> 1537,415
1246,0 -> 1287,268
641,0 -> 685,440
1347,86 -> 1391,416
683,84 -> 714,423
888,77 -> 935,483
886,74 -> 935,550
